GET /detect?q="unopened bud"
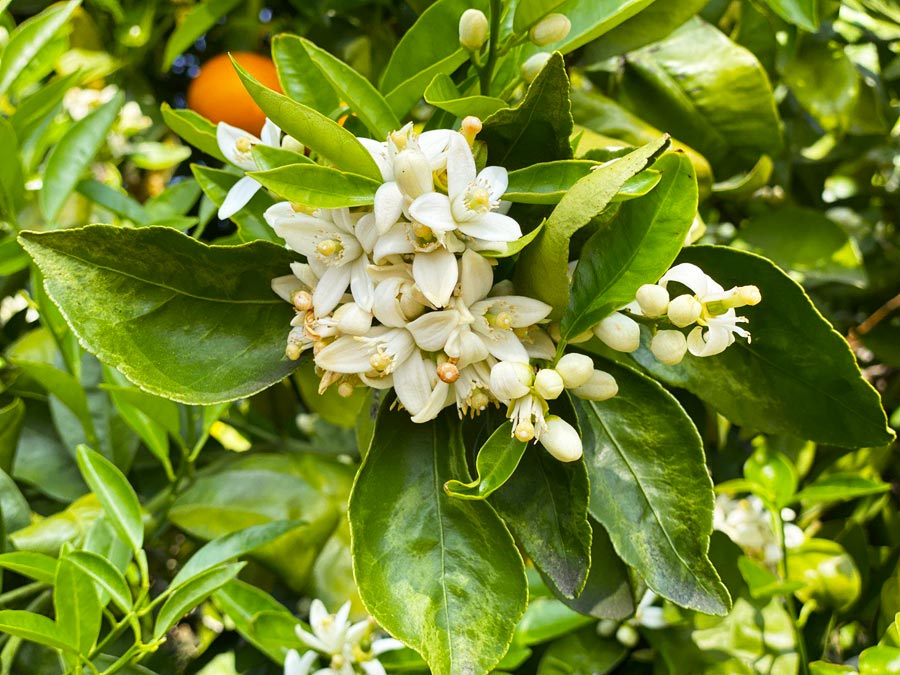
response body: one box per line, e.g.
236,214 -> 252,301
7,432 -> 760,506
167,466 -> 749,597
529,13 -> 571,46
521,52 -> 551,83
459,9 -> 489,51
571,370 -> 618,401
534,369 -> 565,400
281,135 -> 304,154
597,620 -> 619,637
394,148 -> 433,199
555,353 -> 593,388
437,362 -> 460,383
593,312 -> 640,353
635,284 -> 669,318
650,330 -> 688,366
490,361 -> 533,400
540,416 -> 583,462
616,624 -> 639,648
333,302 -> 373,336
460,116 -> 482,147
667,295 -> 702,327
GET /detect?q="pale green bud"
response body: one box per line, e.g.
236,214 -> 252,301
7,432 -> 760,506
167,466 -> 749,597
555,353 -> 594,388
459,9 -> 489,51
521,52 -> 552,83
490,361 -> 533,400
616,624 -> 639,648
650,330 -> 688,366
394,148 -> 433,199
540,415 -> 583,462
593,312 -> 640,353
635,283 -> 669,318
571,370 -> 618,401
667,294 -> 702,327
281,135 -> 305,154
529,13 -> 571,46
534,368 -> 565,400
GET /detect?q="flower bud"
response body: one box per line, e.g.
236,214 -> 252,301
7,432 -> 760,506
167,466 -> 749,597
333,302 -> 373,336
540,416 -> 583,462
593,312 -> 640,353
667,294 -> 702,327
635,284 -> 669,318
529,13 -> 571,46
567,328 -> 594,344
534,368 -> 565,400
281,135 -> 305,155
521,52 -> 551,83
571,370 -> 618,401
490,361 -> 533,400
597,620 -> 618,638
394,148 -> 433,199
459,9 -> 489,51
555,353 -> 593,388
650,330 -> 687,366
616,624 -> 639,648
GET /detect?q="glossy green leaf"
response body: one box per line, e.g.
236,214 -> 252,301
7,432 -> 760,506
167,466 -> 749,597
350,407 -> 527,675
0,610 -> 72,652
810,662 -> 857,675
504,160 -> 599,204
250,164 -> 380,208
537,626 -> 627,675
162,0 -> 242,70
0,551 -> 58,584
12,360 -> 97,447
424,74 -> 508,119
491,443 -> 591,599
859,645 -> 900,674
272,34 -> 341,115
0,469 -> 30,534
54,557 -> 101,654
481,53 -> 573,171
65,550 -> 133,613
787,539 -> 860,610
191,165 -> 279,243
514,135 -> 670,319
574,361 -> 730,615
630,246 -> 894,448
563,152 -> 696,338
513,0 -> 567,31
445,422 -> 526,500
795,473 -> 891,505
77,179 -> 151,225
379,0 -> 488,116
214,580 -> 298,664
297,38 -> 400,138
82,518 -> 132,575
251,144 -> 312,171
513,596 -> 594,646
613,169 -> 662,201
0,120 -> 24,221
737,556 -> 805,600
8,494 -> 101,555
712,155 -> 774,199
40,91 -> 124,221
0,398 -> 25,474
20,225 -> 298,404
161,103 -> 226,162
9,71 -> 80,140
75,445 -> 143,553
764,0 -> 819,31
0,0 -> 80,97
102,385 -> 175,480
233,59 -> 381,180
153,562 -> 245,639
480,222 -> 545,259
744,448 -> 798,509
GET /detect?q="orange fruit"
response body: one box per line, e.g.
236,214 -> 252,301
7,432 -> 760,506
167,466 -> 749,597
187,52 -> 282,135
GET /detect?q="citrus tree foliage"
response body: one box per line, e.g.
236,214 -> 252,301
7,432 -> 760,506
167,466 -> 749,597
1,1 -> 900,674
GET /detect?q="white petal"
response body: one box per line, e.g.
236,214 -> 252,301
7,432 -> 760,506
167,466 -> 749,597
334,602 -> 352,631
392,352 -> 433,415
406,311 -> 460,351
285,650 -> 318,675
457,211 -> 521,242
349,256 -> 375,311
499,295 -> 553,326
260,118 -> 281,147
371,637 -> 405,655
418,129 -> 453,163
218,176 -> 261,220
309,600 -> 328,633
413,248 -> 458,308
360,660 -> 387,675
447,327 -> 490,368
659,263 -> 722,299
374,182 -> 404,234
315,336 -> 373,373
373,222 -> 414,263
372,277 -> 409,327
477,165 -> 508,201
410,380 -> 452,423
290,262 -> 319,288
458,250 -> 493,306
686,325 -> 732,357
355,212 -> 379,253
408,193 -> 457,234
216,122 -> 259,170
271,275 -> 304,303
314,265 -> 352,317
481,326 -> 530,362
357,137 -> 393,181
446,133 -> 476,199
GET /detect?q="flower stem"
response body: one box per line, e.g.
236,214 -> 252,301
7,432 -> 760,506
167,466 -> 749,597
774,509 -> 810,675
479,0 -> 502,95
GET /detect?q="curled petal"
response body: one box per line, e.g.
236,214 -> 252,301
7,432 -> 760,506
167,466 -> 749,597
313,264 -> 352,317
411,380 -> 453,423
477,324 -> 530,362
271,275 -> 304,303
413,248 -> 458,308
216,122 -> 259,170
218,176 -> 261,220
659,263 -> 724,299
419,129 -> 453,164
407,311 -> 460,351
477,165 -> 508,201
446,133 -> 477,199
260,118 -> 282,147
392,351 -> 433,416
446,326 -> 490,368
357,137 -> 393,181
284,650 -> 318,675
686,325 -> 733,357
457,211 -> 522,242
458,249 -> 493,306
374,182 -> 404,234
315,336 -> 373,373
349,256 -> 375,312
373,222 -> 414,263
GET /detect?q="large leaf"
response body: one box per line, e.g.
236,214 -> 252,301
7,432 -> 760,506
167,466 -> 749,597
350,406 -> 527,675
20,225 -> 298,404
537,626 -> 627,675
162,0 -> 242,71
0,610 -> 73,652
40,92 -> 124,221
480,53 -> 573,171
160,104 -> 226,162
76,445 -> 144,553
0,120 -> 25,221
0,398 -> 25,473
250,165 -> 380,209
54,557 -> 102,654
0,551 -> 59,584
424,74 -> 508,120
214,580 -> 298,664
562,152 -> 696,338
513,135 -> 670,318
574,361 -> 730,615
191,165 -> 279,243
271,34 -> 340,115
630,247 -> 894,448
764,0 -> 819,31
65,550 -> 133,613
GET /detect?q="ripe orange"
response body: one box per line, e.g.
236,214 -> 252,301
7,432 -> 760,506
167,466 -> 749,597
187,52 -> 282,135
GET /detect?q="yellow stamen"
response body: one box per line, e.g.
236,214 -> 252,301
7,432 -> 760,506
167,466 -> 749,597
338,381 -> 355,398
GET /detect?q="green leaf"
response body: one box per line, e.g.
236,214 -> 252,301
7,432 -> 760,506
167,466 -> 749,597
128,142 -> 193,171
350,407 -> 527,675
504,160 -> 599,205
54,557 -> 102,654
251,144 -> 312,171
294,360 -> 367,428
75,445 -> 143,554
191,165 -> 279,243
796,473 -> 891,505
574,360 -> 730,615
0,610 -> 73,652
513,135 -> 670,319
272,34 -> 340,115
379,0 -> 488,116
101,383 -> 177,480
744,448 -> 798,509
0,551 -> 58,584
424,74 -> 508,120
737,556 -> 806,600
764,0 -> 819,31
9,71 -> 81,140
20,225 -> 298,404
0,120 -> 24,221
513,596 -> 593,646
859,645 -> 900,674
537,626 -> 627,675
630,246 -> 895,448
233,59 -> 381,180
787,539 -> 860,610
77,179 -> 151,225
0,0 -> 80,97
12,360 -> 97,447
711,155 -> 774,199
162,0 -> 242,71
481,52 -> 573,171
618,17 -> 781,167
39,91 -> 124,221
491,443 -> 591,599
445,423 -> 526,500
0,469 -> 30,534
153,562 -> 245,639
214,580 -> 298,664
480,222 -> 545,259
0,398 -> 25,474
161,103 -> 226,162
65,550 -> 133,613
562,152 -> 696,338
514,0 -> 567,31
250,164 -> 380,209
296,38 -> 400,139
171,520 -> 298,589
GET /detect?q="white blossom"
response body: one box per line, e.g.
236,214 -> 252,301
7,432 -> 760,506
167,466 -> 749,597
216,118 -> 281,219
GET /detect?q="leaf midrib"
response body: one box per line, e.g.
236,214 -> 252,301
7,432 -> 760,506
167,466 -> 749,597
431,423 -> 455,670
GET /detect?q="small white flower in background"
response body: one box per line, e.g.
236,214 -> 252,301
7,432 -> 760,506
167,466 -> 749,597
283,600 -> 403,675
521,52 -> 552,82
63,85 -> 118,121
713,495 -> 804,565
598,591 -> 668,648
216,118 -> 282,219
